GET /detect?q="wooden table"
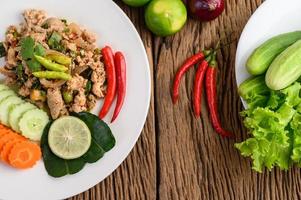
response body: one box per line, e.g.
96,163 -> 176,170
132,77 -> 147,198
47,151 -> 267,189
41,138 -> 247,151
69,1 -> 301,199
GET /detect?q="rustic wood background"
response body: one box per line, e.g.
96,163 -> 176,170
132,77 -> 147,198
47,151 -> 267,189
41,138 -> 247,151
69,0 -> 301,199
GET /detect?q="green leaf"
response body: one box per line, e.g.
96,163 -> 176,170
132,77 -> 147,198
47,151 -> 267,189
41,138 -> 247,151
34,43 -> 46,56
67,159 -> 85,174
48,32 -> 65,52
246,94 -> 269,109
277,103 -> 296,126
290,113 -> 301,165
281,82 -> 301,107
20,36 -> 35,60
81,139 -> 105,163
85,81 -> 92,95
72,112 -> 116,152
26,59 -> 41,72
266,90 -> 285,110
235,107 -> 292,172
15,63 -> 26,83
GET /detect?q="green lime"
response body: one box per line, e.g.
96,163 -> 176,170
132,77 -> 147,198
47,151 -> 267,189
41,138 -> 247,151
145,0 -> 187,36
122,0 -> 151,7
48,116 -> 91,159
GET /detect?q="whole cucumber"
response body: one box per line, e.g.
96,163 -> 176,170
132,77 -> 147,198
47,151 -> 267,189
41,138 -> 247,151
246,31 -> 301,75
266,40 -> 301,90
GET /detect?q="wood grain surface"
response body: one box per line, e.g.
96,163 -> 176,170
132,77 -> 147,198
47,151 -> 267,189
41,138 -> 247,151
68,0 -> 301,199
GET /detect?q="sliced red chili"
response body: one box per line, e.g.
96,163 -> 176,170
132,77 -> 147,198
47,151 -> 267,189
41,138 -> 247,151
205,54 -> 233,137
193,56 -> 210,117
99,46 -> 116,119
111,52 -> 126,123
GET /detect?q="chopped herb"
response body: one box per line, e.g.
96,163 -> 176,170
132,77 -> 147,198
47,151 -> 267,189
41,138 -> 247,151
48,32 -> 62,45
70,51 -> 76,58
26,58 -> 41,72
34,43 -> 46,56
61,19 -> 68,25
85,81 -> 92,95
20,36 -> 35,60
80,49 -> 85,57
48,32 -> 65,52
31,79 -> 41,89
41,23 -> 49,29
40,90 -> 46,97
94,48 -> 101,55
63,27 -> 70,33
13,31 -> 20,38
0,42 -> 6,57
16,63 -> 26,82
81,68 -> 92,79
20,37 -> 49,72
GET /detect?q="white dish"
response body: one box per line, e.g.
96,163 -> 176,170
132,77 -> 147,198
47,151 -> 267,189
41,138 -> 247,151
236,0 -> 301,106
0,0 -> 151,200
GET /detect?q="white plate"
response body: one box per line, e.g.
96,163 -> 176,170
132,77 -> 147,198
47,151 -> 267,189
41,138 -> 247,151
236,0 -> 301,105
0,1 -> 151,200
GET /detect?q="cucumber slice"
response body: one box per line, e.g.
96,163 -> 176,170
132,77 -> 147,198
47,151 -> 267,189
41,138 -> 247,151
19,109 -> 49,141
9,103 -> 36,132
0,96 -> 24,125
0,90 -> 15,102
0,84 -> 10,92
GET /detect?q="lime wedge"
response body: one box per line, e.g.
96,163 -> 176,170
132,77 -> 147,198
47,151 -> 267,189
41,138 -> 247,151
48,116 -> 91,159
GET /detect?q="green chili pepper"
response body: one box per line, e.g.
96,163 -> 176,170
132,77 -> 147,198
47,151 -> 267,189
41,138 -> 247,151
63,91 -> 73,103
34,55 -> 68,72
46,50 -> 71,65
32,71 -> 72,80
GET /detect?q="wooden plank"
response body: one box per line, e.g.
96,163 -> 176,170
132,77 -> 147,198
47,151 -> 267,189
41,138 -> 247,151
69,0 -> 301,200
154,0 -> 300,200
68,2 -> 156,200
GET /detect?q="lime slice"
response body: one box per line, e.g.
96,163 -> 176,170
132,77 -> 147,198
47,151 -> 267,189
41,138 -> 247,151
48,116 -> 91,159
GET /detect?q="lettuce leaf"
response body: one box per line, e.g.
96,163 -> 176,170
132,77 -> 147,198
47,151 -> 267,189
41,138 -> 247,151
290,113 -> 301,166
281,82 -> 301,107
235,106 -> 292,172
236,81 -> 301,172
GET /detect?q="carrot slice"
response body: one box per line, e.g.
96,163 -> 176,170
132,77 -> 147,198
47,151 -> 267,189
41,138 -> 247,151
0,132 -> 25,151
0,139 -> 23,163
0,130 -> 9,139
0,125 -> 12,133
8,141 -> 41,169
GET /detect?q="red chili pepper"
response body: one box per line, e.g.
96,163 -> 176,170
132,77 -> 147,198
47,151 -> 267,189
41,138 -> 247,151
193,56 -> 211,117
172,52 -> 206,104
205,55 -> 233,137
111,52 -> 126,123
99,46 -> 116,119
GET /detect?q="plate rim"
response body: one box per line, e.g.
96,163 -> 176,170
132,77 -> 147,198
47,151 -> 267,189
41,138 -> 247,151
0,0 -> 152,199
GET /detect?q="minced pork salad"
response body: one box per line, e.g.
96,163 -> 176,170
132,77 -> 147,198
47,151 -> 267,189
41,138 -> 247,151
0,9 -> 107,119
